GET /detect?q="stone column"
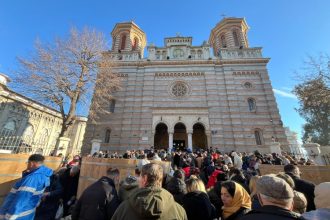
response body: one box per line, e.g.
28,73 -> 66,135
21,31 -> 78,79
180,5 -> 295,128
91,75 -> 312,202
90,139 -> 102,155
168,132 -> 173,152
188,132 -> 193,152
206,131 -> 211,149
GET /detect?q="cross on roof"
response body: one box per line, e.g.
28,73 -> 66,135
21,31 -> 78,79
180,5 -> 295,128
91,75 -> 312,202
221,14 -> 226,19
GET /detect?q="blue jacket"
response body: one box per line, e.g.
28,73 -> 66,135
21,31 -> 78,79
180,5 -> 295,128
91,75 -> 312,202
0,165 -> 53,220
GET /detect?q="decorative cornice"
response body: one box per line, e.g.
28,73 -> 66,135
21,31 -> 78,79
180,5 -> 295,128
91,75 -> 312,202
232,71 -> 260,76
155,72 -> 204,78
110,58 -> 270,68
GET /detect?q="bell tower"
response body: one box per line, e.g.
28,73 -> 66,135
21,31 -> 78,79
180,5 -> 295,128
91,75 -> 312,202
209,17 -> 249,56
110,21 -> 147,59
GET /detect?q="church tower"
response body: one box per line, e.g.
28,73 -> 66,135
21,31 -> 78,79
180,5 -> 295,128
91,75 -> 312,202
209,17 -> 249,56
110,21 -> 147,60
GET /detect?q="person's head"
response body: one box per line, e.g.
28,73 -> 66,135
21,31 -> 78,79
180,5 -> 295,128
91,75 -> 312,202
276,173 -> 295,189
284,164 -> 301,178
293,191 -> 307,214
185,176 -> 206,193
107,167 -> 120,184
139,163 -> 163,188
221,181 -> 251,208
173,169 -> 185,181
27,154 -> 45,171
257,175 -> 294,210
69,165 -> 80,177
249,175 -> 261,197
314,182 -> 330,209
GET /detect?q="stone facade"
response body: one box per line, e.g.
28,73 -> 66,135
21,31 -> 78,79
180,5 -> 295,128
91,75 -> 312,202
83,17 -> 289,154
0,74 -> 87,156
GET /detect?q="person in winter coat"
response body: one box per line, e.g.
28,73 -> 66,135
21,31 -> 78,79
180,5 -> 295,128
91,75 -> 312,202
166,169 -> 187,205
249,175 -> 261,210
231,152 -> 243,170
0,154 -> 52,220
118,175 -> 139,202
112,163 -> 187,220
240,175 -> 305,220
284,164 -> 316,211
35,173 -> 63,220
220,181 -> 251,220
206,166 -> 223,189
303,182 -> 330,220
59,165 -> 80,216
207,181 -> 223,219
182,176 -> 216,220
71,168 -> 120,220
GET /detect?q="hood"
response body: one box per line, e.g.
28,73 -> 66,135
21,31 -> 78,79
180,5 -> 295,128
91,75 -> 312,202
24,165 -> 53,177
128,187 -> 174,218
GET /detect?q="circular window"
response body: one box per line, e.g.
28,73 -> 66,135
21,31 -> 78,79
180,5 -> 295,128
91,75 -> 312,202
244,82 -> 252,89
170,81 -> 190,98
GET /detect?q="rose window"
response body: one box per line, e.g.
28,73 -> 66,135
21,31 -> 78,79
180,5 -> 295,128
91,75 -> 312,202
171,82 -> 188,97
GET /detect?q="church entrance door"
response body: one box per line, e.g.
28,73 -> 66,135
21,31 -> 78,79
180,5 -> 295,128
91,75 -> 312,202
173,123 -> 187,151
154,123 -> 168,149
192,123 -> 207,150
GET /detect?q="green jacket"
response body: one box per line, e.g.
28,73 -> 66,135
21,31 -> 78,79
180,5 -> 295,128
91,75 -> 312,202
112,186 -> 187,220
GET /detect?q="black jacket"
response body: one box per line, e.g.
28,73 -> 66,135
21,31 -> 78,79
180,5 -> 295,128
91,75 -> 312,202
286,173 -> 315,211
166,177 -> 187,205
239,205 -> 306,220
207,181 -> 223,218
221,207 -> 250,220
35,174 -> 63,220
71,176 -> 120,220
182,191 -> 216,220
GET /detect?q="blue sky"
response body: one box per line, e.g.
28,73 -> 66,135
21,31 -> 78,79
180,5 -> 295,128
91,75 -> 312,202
1,0 -> 330,141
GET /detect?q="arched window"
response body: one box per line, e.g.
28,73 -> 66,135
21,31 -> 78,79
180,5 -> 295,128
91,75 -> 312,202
110,100 -> 116,113
232,30 -> 240,47
254,130 -> 263,145
2,120 -> 16,136
105,129 -> 111,143
120,34 -> 126,50
23,125 -> 34,140
132,37 -> 139,51
40,128 -> 49,144
220,35 -> 227,48
248,98 -> 256,111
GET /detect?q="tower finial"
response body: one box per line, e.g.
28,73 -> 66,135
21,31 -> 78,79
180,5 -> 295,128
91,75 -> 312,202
221,13 -> 226,19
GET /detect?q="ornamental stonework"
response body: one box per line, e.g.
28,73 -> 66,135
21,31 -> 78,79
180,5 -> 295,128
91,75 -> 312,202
168,81 -> 191,98
155,72 -> 204,78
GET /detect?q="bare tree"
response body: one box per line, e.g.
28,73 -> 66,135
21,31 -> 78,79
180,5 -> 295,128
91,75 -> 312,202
13,27 -> 121,152
293,54 -> 330,145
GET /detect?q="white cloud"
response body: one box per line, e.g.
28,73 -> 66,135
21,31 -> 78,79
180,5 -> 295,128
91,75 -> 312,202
273,89 -> 297,99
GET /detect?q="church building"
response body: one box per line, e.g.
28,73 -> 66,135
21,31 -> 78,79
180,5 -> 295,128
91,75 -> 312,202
82,17 -> 288,154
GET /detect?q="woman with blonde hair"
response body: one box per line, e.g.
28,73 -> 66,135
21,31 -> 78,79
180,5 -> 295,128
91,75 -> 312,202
182,176 -> 216,220
249,175 -> 261,209
221,181 -> 251,220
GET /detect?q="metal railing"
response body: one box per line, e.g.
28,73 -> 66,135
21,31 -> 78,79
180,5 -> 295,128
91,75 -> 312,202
0,135 -> 55,156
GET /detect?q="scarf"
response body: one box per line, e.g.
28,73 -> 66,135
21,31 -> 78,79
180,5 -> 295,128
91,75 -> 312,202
222,182 -> 251,219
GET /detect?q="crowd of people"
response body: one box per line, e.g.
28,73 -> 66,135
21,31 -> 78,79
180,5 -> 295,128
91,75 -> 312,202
0,148 -> 328,220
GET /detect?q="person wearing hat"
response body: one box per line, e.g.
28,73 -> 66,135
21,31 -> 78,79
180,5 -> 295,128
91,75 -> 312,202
240,174 -> 305,220
0,154 -> 53,220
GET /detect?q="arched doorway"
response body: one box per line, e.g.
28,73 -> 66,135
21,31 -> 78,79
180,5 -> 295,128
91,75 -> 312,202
154,123 -> 168,149
173,123 -> 187,151
192,123 -> 207,150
